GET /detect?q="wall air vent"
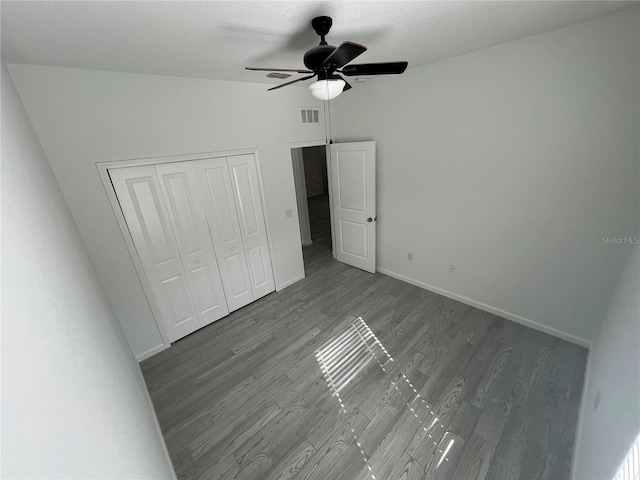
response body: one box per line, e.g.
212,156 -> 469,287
301,108 -> 320,125
266,72 -> 291,79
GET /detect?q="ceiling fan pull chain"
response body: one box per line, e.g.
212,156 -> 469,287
323,100 -> 329,145
327,97 -> 333,144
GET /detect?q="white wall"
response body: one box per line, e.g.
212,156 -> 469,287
1,63 -> 175,478
572,244 -> 640,479
332,9 -> 640,344
7,65 -> 325,359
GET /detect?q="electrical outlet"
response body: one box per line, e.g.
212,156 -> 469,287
449,264 -> 456,273
407,252 -> 413,261
285,208 -> 293,218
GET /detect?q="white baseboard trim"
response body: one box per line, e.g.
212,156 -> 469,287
377,267 -> 592,348
135,366 -> 178,478
136,343 -> 167,362
277,273 -> 305,291
570,347 -> 593,479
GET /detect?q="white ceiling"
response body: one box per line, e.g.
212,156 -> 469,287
2,1 -> 637,87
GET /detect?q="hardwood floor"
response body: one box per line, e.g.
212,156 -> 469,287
141,194 -> 587,480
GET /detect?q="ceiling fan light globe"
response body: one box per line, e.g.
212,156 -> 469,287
308,79 -> 345,100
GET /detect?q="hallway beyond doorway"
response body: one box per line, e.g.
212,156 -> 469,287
302,194 -> 331,269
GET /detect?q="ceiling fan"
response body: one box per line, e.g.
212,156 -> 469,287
246,16 -> 408,100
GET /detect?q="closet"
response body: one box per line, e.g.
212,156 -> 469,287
109,153 -> 275,343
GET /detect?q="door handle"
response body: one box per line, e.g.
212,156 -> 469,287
367,216 -> 377,223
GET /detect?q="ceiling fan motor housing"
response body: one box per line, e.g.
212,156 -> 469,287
303,44 -> 336,70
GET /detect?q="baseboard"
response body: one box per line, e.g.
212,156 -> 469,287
136,343 -> 167,362
570,348 -> 593,479
376,267 -> 592,348
277,273 -> 305,291
135,365 -> 178,478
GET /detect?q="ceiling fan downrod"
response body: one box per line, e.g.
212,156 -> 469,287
311,16 -> 332,45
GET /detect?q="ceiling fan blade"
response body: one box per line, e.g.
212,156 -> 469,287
322,41 -> 367,69
334,74 -> 352,92
267,74 -> 316,91
246,67 -> 313,74
341,61 -> 408,76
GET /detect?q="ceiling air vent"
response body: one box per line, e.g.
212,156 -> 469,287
301,108 -> 320,124
266,72 -> 291,79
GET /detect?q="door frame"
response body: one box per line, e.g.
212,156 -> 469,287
288,140 -> 337,265
291,148 -> 312,247
97,148 -> 277,348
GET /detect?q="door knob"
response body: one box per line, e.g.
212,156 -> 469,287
367,217 -> 373,222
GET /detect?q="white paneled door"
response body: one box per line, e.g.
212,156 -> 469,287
155,162 -> 229,326
227,154 -> 276,299
110,165 -> 203,342
196,157 -> 255,311
330,142 -> 376,273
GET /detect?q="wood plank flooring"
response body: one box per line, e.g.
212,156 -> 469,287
141,194 -> 587,480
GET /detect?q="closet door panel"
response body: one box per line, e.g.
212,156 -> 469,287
109,166 -> 200,342
227,154 -> 276,299
227,254 -> 249,293
156,162 -> 229,326
163,174 -> 200,254
191,264 -> 224,315
197,158 -> 254,311
162,275 -> 197,326
248,246 -> 268,286
206,168 -> 240,243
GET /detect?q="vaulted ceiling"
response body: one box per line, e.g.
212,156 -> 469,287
2,1 -> 637,87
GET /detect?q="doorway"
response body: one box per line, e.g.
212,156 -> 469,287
291,145 -> 332,268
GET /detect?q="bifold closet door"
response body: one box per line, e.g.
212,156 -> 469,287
227,154 -> 276,299
155,162 -> 229,326
196,157 -> 255,311
110,155 -> 275,343
109,165 -> 203,342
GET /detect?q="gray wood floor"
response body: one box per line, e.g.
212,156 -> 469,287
141,194 -> 587,480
